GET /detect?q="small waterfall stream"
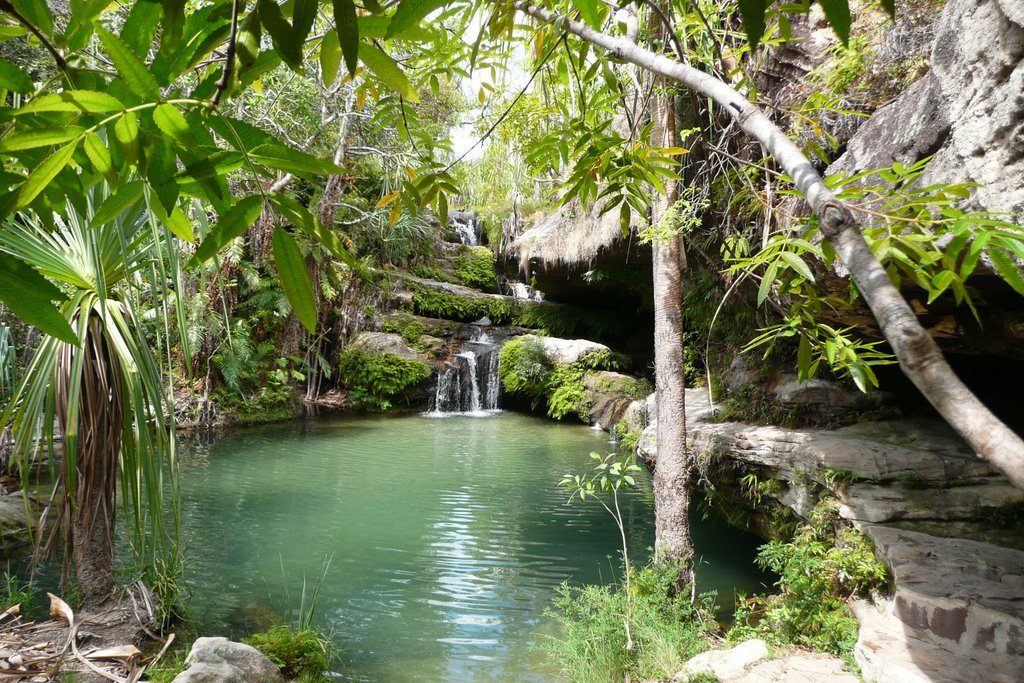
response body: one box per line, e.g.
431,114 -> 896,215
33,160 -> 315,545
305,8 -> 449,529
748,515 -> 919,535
428,328 -> 502,416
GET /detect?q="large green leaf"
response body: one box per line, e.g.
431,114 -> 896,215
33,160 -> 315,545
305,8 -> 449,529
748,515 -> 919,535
189,194 -> 265,266
0,126 -> 84,152
83,132 -> 114,180
114,111 -> 140,165
259,0 -> 304,71
359,43 -> 418,102
358,15 -> 431,40
0,253 -> 76,344
0,57 -> 32,93
320,30 -> 342,86
293,0 -> 318,41
272,226 -> 317,333
332,0 -> 359,77
737,0 -> 769,48
10,0 -> 53,36
571,0 -> 601,29
121,0 -> 162,58
250,143 -> 345,176
15,90 -> 125,115
92,180 -> 144,226
95,25 -> 162,100
386,0 -> 448,39
818,0 -> 852,45
267,192 -> 356,267
153,103 -> 193,147
15,140 -> 79,210
150,198 -> 196,243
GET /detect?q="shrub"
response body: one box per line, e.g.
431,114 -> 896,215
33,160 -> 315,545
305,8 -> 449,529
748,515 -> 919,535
546,563 -> 715,682
245,625 -> 330,680
453,245 -> 497,291
728,497 -> 890,658
338,348 -> 432,410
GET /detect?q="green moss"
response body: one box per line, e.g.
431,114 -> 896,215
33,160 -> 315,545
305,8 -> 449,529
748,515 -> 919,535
979,500 -> 1024,529
453,245 -> 497,291
409,286 -> 519,324
245,626 -> 331,680
728,497 -> 890,660
614,420 -> 642,455
547,365 -> 587,420
338,348 -> 431,411
409,262 -> 452,282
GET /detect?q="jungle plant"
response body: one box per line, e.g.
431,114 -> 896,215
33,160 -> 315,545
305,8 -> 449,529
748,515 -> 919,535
452,245 -> 497,291
337,348 -> 431,410
0,191 -> 180,602
728,497 -> 889,658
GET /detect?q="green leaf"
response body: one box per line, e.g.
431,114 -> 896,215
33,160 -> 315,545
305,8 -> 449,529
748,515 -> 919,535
177,151 -> 245,183
250,142 -> 344,176
0,126 -> 84,152
10,0 -> 53,36
150,199 -> 196,243
259,0 -> 303,71
779,251 -> 815,281
92,180 -> 144,226
387,0 -> 447,38
95,25 -> 162,100
818,0 -> 852,45
0,57 -> 32,93
121,0 -> 162,58
293,0 -> 318,41
83,132 -> 114,179
0,253 -> 76,344
0,26 -> 27,42
737,0 -> 768,48
572,0 -> 600,29
989,248 -> 1024,297
189,195 -> 265,266
15,139 -> 79,210
358,15 -> 430,40
320,30 -> 342,86
272,226 -> 318,333
113,111 -> 140,164
267,192 -> 356,267
332,0 -> 359,77
878,0 -> 896,18
152,103 -> 193,147
15,90 -> 124,115
359,43 -> 418,102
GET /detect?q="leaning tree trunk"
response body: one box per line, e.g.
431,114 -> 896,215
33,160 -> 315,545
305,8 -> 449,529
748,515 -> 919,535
55,313 -> 121,603
519,3 -> 1024,491
650,13 -> 693,567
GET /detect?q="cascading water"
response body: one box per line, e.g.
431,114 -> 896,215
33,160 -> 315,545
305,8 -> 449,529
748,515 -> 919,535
449,211 -> 482,246
428,328 -> 501,416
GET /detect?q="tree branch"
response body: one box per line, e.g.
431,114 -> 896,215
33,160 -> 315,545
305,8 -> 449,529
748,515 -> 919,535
211,0 -> 242,106
517,2 -> 1024,489
0,1 -> 67,73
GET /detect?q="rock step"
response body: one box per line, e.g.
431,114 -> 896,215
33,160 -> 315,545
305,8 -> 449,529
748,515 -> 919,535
855,526 -> 1024,682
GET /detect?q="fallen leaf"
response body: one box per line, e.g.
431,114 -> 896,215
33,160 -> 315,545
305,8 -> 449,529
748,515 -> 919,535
46,594 -> 73,625
85,645 -> 141,661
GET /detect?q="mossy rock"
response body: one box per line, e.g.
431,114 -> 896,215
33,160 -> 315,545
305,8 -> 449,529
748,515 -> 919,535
584,371 -> 651,400
339,337 -> 432,411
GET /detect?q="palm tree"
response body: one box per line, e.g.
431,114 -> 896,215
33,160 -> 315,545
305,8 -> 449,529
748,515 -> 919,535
0,189 -> 179,604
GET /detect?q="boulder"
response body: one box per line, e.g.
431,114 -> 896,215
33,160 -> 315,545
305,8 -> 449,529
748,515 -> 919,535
583,372 -> 651,429
349,332 -> 428,362
521,334 -> 611,365
674,639 -> 770,680
172,637 -> 286,683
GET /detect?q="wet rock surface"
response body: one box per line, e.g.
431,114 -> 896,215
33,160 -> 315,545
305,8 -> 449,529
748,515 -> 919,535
172,637 -> 286,683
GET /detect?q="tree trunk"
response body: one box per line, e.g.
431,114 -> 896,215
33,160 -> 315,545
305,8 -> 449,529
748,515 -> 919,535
56,314 -> 121,603
518,3 -> 1024,491
650,13 -> 693,566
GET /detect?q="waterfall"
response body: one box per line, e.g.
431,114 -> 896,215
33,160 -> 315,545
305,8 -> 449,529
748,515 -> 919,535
450,211 -> 481,246
427,328 -> 501,416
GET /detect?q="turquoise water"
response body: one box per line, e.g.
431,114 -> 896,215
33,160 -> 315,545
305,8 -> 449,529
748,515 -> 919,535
176,412 -> 766,680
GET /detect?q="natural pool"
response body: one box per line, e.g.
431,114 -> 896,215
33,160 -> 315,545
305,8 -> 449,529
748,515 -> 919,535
176,412 -> 767,681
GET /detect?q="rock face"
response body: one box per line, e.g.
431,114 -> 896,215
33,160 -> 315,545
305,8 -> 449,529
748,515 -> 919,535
521,334 -> 611,365
829,0 -> 1024,223
582,371 -> 651,430
172,637 -> 286,683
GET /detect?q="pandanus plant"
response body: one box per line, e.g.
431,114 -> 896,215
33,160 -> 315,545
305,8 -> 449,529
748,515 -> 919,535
0,190 -> 180,603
